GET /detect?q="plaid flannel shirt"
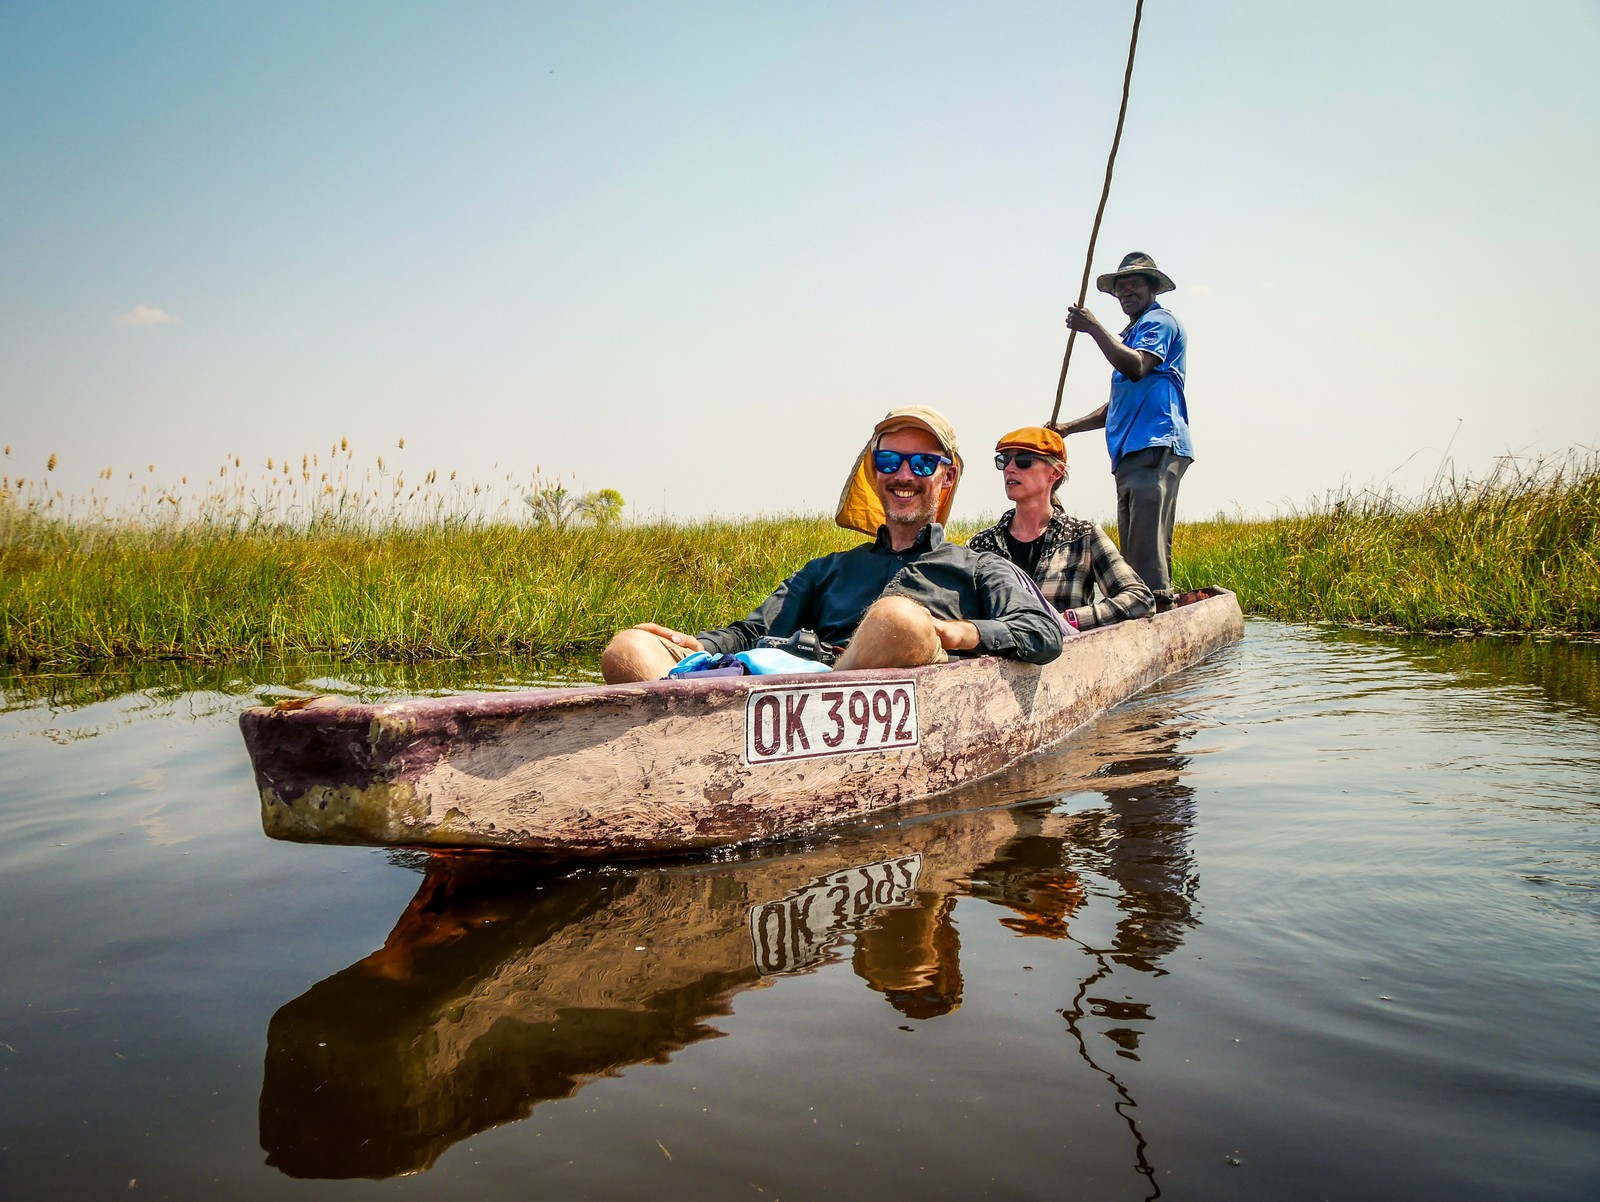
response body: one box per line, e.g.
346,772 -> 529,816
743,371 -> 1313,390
967,507 -> 1153,630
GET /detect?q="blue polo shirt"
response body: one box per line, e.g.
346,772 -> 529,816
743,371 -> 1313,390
1104,302 -> 1192,471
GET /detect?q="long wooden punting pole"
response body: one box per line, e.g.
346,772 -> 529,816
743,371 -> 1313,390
1049,0 -> 1146,429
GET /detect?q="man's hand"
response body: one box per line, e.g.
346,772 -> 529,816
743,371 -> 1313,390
932,619 -> 980,653
1065,303 -> 1108,337
1065,303 -> 1157,382
631,622 -> 704,653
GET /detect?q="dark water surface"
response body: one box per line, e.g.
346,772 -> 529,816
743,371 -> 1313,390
1,623 -> 1596,1200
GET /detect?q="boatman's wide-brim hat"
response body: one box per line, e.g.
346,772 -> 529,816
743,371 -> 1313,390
835,406 -> 963,536
1096,251 -> 1176,296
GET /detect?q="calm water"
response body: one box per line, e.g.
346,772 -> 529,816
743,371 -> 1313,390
0,623 -> 1596,1201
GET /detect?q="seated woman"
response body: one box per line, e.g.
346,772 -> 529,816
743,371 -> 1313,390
968,427 -> 1153,630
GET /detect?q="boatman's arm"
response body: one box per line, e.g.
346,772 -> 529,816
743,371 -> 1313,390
1064,305 -> 1161,381
1053,305 -> 1163,436
1054,402 -> 1108,437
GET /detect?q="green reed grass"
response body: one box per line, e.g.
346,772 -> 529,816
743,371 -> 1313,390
3,449 -> 1596,667
0,513 -> 862,667
1173,454 -> 1600,633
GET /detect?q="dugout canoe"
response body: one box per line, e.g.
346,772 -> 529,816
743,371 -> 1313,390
239,587 -> 1243,858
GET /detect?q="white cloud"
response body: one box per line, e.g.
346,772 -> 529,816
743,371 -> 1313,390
115,304 -> 179,327
1187,284 -> 1214,302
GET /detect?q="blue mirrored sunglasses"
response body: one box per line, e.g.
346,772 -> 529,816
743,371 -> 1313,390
872,450 -> 951,477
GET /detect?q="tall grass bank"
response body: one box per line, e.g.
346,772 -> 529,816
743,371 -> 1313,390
0,516 -> 862,668
3,450 -> 1596,666
1175,455 -> 1600,633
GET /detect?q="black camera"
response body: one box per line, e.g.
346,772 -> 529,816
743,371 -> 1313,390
754,629 -> 839,666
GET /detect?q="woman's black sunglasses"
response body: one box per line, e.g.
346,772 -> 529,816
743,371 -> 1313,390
995,451 -> 1048,470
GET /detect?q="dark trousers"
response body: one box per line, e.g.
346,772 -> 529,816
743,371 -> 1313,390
1114,445 -> 1191,603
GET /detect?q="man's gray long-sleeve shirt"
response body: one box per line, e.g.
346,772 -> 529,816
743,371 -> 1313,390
695,524 -> 1064,664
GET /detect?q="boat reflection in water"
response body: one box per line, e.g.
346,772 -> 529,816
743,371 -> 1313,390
259,697 -> 1200,1184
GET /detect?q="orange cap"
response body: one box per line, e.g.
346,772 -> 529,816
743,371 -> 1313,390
994,426 -> 1065,459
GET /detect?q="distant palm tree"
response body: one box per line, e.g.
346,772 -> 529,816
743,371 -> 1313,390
576,488 -> 624,528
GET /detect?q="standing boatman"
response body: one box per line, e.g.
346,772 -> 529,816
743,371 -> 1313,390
1052,251 -> 1192,611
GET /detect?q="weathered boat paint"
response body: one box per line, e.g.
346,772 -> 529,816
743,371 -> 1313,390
239,588 -> 1244,856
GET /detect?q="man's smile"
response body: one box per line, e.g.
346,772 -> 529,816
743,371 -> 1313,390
870,425 -> 955,538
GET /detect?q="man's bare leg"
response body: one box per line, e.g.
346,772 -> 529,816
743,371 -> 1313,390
601,629 -> 685,683
834,595 -> 947,671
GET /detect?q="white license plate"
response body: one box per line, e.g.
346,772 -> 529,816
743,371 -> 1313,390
743,678 -> 919,764
749,854 -> 923,974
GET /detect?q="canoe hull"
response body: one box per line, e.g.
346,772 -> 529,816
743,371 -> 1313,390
239,589 -> 1243,857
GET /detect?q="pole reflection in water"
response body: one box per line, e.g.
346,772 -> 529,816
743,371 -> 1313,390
259,697 -> 1202,1187
959,699 -> 1196,1202
1061,706 -> 1196,1202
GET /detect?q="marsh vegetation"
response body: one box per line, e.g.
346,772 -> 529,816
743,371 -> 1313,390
3,446 -> 1595,666
1177,453 -> 1600,634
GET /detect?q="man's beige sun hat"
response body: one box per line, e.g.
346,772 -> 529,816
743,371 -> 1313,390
834,406 -> 962,536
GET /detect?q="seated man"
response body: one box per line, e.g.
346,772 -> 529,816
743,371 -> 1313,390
967,426 -> 1152,630
601,407 -> 1065,683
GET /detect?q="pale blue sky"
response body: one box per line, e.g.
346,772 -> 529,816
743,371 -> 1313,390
3,0 -> 1597,524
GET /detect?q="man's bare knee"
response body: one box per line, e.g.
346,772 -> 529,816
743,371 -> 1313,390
863,594 -> 935,635
836,595 -> 942,670
601,628 -> 676,684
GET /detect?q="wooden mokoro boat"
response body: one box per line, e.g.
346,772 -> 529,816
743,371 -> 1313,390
239,587 -> 1243,858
